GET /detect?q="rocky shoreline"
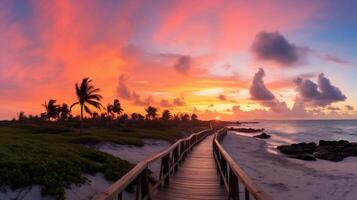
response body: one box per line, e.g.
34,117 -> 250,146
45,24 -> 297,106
278,140 -> 357,162
253,132 -> 271,139
228,127 -> 265,133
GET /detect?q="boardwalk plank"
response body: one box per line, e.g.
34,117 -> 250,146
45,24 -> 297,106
152,135 -> 227,200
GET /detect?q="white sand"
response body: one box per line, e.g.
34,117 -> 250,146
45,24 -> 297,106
95,139 -> 170,179
222,131 -> 357,200
0,185 -> 55,200
0,139 -> 170,200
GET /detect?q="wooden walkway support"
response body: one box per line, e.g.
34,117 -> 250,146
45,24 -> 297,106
94,128 -> 273,200
152,134 -> 227,200
213,128 -> 273,200
93,129 -> 213,200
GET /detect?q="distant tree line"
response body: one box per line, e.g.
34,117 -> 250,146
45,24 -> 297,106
16,78 -> 199,130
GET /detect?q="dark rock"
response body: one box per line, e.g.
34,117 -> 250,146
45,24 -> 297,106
289,153 -> 316,161
313,149 -> 329,159
279,140 -> 357,162
319,140 -> 349,146
229,127 -> 265,133
327,154 -> 345,162
345,142 -> 357,147
342,145 -> 357,157
277,142 -> 316,155
253,132 -> 271,139
314,151 -> 344,162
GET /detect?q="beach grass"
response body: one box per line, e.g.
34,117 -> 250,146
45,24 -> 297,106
0,121 -> 209,199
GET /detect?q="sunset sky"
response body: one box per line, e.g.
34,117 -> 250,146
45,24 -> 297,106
1,0 -> 357,120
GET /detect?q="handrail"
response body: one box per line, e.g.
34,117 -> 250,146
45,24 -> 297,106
213,128 -> 273,200
94,128 -> 213,200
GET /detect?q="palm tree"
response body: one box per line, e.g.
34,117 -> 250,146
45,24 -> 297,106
106,104 -> 114,119
107,99 -> 123,119
18,111 -> 26,121
145,106 -> 158,120
131,113 -> 139,120
42,99 -> 60,121
60,103 -> 70,121
112,99 -> 123,117
180,113 -> 190,121
137,113 -> 145,121
173,114 -> 180,121
131,113 -> 145,121
191,113 -> 198,121
161,110 -> 172,121
119,113 -> 128,122
71,78 -> 103,132
92,112 -> 99,119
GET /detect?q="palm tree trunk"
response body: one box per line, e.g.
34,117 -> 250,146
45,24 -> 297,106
80,104 -> 83,134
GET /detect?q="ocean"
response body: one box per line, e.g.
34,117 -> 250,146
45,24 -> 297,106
224,120 -> 357,200
234,120 -> 357,153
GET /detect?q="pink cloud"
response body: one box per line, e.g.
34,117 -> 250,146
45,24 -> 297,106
154,1 -> 321,54
3,0 -> 347,121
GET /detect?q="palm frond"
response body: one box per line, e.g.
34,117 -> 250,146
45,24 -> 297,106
113,99 -> 119,105
42,101 -> 48,110
87,94 -> 102,101
75,84 -> 81,98
84,104 -> 92,115
87,88 -> 101,96
80,78 -> 90,95
86,85 -> 94,92
86,100 -> 103,109
70,102 -> 79,112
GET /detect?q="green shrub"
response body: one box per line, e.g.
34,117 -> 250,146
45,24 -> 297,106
0,120 -> 205,199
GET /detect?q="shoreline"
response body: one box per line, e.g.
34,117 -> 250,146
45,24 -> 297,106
222,131 -> 357,200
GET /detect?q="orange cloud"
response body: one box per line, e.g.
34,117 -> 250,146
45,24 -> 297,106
4,0 -> 353,121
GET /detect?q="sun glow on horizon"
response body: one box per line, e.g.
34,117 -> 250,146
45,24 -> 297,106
0,0 -> 356,120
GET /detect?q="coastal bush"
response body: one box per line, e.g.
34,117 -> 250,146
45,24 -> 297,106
0,125 -> 133,200
0,121 -> 208,199
0,144 -> 133,200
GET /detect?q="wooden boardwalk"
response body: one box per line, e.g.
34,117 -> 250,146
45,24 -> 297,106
94,129 -> 272,200
153,135 -> 227,200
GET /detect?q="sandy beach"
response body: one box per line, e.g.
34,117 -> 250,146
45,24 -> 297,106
0,139 -> 170,200
66,139 -> 170,200
222,131 -> 357,200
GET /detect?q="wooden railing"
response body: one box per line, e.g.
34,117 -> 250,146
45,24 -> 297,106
94,128 -> 212,200
213,128 -> 273,200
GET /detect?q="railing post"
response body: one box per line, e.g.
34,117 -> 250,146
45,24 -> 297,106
162,154 -> 170,186
179,142 -> 184,163
135,167 -> 150,200
117,192 -> 122,200
215,149 -> 220,173
244,188 -> 250,200
142,167 -> 150,200
237,177 -> 240,200
135,176 -> 141,200
220,157 -> 227,184
229,169 -> 239,200
173,146 -> 179,172
181,142 -> 185,160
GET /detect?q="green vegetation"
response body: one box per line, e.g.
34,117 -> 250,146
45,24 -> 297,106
1,77 -> 211,199
0,120 -> 209,200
